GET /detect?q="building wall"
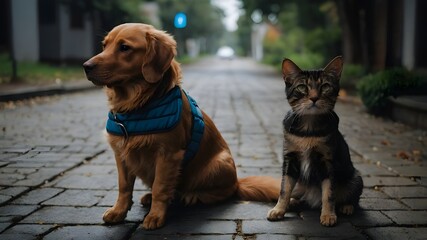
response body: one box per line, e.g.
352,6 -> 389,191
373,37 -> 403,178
251,23 -> 267,61
39,0 -> 61,62
39,23 -> 61,61
59,5 -> 94,62
11,0 -> 39,61
402,0 -> 416,70
11,0 -> 94,63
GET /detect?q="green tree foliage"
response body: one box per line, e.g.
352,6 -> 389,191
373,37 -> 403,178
237,0 -> 341,68
235,16 -> 252,56
156,0 -> 226,55
61,0 -> 147,30
63,0 -> 226,56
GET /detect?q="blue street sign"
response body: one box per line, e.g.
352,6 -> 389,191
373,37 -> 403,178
174,12 -> 187,28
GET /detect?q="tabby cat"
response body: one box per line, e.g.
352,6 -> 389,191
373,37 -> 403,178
267,56 -> 363,226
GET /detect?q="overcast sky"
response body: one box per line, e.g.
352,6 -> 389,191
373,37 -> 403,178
211,0 -> 242,32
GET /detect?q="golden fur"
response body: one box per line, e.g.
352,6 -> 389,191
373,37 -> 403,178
83,23 -> 280,230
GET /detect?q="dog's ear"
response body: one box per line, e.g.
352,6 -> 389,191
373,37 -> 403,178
142,31 -> 176,83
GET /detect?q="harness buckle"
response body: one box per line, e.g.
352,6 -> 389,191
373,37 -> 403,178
113,113 -> 129,139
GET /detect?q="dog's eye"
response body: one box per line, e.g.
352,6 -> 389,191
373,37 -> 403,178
119,44 -> 131,52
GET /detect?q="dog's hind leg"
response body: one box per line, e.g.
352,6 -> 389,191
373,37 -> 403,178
140,193 -> 152,206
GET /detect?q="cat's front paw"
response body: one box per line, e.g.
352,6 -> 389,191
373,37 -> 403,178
320,214 -> 337,226
267,208 -> 285,221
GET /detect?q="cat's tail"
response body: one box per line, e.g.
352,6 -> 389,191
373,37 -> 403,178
236,176 -> 281,202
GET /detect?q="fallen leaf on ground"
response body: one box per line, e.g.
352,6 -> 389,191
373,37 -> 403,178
396,151 -> 411,160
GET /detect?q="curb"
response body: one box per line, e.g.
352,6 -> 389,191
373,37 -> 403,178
0,83 -> 100,102
389,95 -> 427,130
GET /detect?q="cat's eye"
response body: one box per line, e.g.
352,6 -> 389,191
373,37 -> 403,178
321,84 -> 332,93
296,84 -> 308,93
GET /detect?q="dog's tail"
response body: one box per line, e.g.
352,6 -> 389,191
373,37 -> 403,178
236,176 -> 281,202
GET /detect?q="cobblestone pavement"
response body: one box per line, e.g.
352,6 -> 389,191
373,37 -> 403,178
0,57 -> 426,240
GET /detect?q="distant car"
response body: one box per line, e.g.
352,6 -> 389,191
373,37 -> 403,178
216,46 -> 235,60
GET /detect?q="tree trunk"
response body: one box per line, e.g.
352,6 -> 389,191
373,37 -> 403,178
336,0 -> 362,64
336,0 -> 376,68
371,0 -> 388,71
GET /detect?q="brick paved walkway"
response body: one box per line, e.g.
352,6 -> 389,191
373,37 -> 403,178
0,58 -> 426,239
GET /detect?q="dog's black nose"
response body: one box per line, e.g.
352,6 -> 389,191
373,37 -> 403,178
83,60 -> 96,74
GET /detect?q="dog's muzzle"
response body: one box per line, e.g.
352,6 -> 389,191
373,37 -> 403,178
83,60 -> 96,75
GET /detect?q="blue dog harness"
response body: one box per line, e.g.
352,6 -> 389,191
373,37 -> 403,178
106,86 -> 204,165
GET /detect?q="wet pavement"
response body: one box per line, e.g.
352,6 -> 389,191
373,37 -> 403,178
0,57 -> 426,239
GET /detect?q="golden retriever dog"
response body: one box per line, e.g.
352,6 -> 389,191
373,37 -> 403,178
83,23 -> 280,230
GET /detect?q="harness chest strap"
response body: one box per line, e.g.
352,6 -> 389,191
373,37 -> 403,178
106,86 -> 204,165
181,90 -> 204,164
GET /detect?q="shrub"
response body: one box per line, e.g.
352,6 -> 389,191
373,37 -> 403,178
262,35 -> 324,72
341,64 -> 365,92
356,68 -> 421,113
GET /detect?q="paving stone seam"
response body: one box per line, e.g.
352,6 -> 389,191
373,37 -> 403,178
229,92 -> 243,158
35,222 -> 140,239
368,187 -> 416,211
124,223 -> 142,239
36,224 -> 62,239
349,147 -> 419,186
242,91 -> 281,165
233,219 -> 243,239
0,150 -> 105,208
380,209 -> 427,224
0,189 -> 31,208
353,226 -> 374,240
0,185 -> 62,208
0,205 -> 42,234
378,191 -> 418,210
39,149 -> 106,186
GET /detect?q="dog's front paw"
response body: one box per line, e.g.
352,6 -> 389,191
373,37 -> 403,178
267,207 -> 285,221
142,211 -> 166,230
103,207 -> 127,223
320,214 -> 337,226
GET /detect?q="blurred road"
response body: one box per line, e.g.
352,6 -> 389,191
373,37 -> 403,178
0,57 -> 426,239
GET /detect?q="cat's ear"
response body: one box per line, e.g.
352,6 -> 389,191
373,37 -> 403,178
282,58 -> 301,84
323,56 -> 343,78
282,58 -> 301,76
